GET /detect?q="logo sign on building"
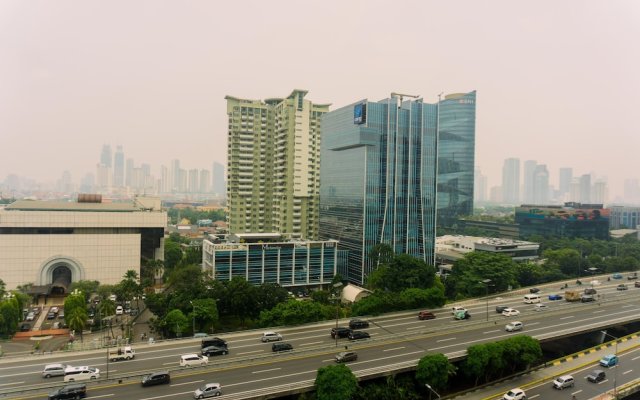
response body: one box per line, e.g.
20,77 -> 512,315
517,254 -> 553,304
354,103 -> 366,125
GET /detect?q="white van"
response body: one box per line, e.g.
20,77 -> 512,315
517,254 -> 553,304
523,294 -> 541,304
64,366 -> 100,382
179,354 -> 209,367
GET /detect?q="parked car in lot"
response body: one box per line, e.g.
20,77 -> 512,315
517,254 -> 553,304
141,371 -> 170,387
599,354 -> 618,367
335,351 -> 358,363
501,308 -> 520,317
201,346 -> 228,357
548,294 -> 563,301
50,306 -> 60,314
180,354 -> 208,367
418,310 -> 436,320
495,305 -> 509,313
47,383 -> 86,400
502,388 -> 526,400
331,327 -> 352,338
272,342 -> 293,352
348,318 -> 370,329
552,374 -> 575,390
47,312 -> 56,320
617,284 -> 628,291
586,369 -> 606,383
348,331 -> 370,340
261,331 -> 283,342
193,383 -> 222,399
20,323 -> 31,332
505,321 -> 523,332
25,312 -> 35,321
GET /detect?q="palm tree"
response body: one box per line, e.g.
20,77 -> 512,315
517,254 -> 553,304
66,307 -> 87,342
99,300 -> 116,338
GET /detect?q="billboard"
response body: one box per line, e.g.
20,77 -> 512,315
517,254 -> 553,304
354,103 -> 366,125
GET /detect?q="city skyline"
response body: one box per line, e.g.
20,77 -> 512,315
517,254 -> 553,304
1,1 -> 639,199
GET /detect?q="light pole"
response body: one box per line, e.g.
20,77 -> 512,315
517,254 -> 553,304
332,282 -> 343,348
601,330 -> 619,397
190,301 -> 196,336
425,383 -> 441,400
480,279 -> 492,321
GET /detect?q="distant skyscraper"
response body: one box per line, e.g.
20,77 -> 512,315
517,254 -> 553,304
171,160 -> 181,192
319,95 -> 437,285
502,158 -> 520,204
160,165 -> 170,193
79,173 -> 95,193
96,164 -> 110,192
532,164 -> 549,204
113,145 -> 124,187
100,145 -> 112,168
474,169 -> 488,203
592,178 -> 608,204
212,162 -> 225,196
125,158 -> 135,187
188,169 -> 199,193
558,167 -> 573,201
436,91 -> 476,226
523,160 -> 537,204
57,170 -> 74,193
226,90 -> 329,239
624,179 -> 640,204
580,174 -> 592,203
200,169 -> 211,193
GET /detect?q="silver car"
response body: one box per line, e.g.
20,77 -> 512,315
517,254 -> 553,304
194,383 -> 222,398
42,363 -> 67,378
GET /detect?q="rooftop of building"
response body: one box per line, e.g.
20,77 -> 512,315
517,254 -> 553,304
4,196 -> 162,212
436,234 -> 538,246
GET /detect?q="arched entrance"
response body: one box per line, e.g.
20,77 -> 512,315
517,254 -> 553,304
51,265 -> 72,294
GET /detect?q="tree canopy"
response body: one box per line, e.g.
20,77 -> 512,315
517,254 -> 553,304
315,364 -> 359,400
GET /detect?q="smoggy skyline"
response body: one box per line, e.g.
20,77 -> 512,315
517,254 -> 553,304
1,1 -> 639,199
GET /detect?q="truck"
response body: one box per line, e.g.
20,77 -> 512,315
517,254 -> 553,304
108,346 -> 135,361
565,290 -> 581,302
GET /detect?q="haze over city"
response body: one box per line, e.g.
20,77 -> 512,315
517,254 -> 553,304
1,0 -> 639,199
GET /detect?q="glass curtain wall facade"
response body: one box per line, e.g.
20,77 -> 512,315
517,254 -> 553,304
436,91 -> 477,227
319,97 -> 438,285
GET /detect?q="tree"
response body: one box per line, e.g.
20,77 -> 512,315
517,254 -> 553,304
315,364 -> 358,400
0,278 -> 6,299
66,307 -> 88,342
415,353 -> 456,392
463,343 -> 491,385
164,309 -> 189,338
164,238 -> 183,271
543,248 -> 580,276
367,254 -> 436,293
450,252 -> 518,298
311,290 -> 331,305
257,300 -> 333,327
0,297 -> 20,336
69,280 -> 100,301
191,298 -> 219,333
226,277 -> 258,326
64,292 -> 86,319
255,283 -> 290,311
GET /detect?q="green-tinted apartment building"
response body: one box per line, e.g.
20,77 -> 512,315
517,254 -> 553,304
225,90 -> 330,239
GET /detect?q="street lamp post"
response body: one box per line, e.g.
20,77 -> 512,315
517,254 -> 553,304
601,330 -> 619,397
480,279 -> 492,321
425,383 -> 441,400
190,301 -> 196,336
332,282 -> 343,348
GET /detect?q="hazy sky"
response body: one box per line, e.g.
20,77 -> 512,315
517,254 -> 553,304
1,1 -> 639,198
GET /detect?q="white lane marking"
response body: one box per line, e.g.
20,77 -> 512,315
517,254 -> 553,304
322,359 -> 334,362
0,381 -> 24,386
483,330 -> 500,334
86,395 -> 114,399
528,322 -> 540,326
437,337 -> 456,342
300,341 -> 323,346
633,355 -> 640,361
383,347 -> 406,352
571,390 -> 582,395
529,395 -> 540,399
139,391 -> 191,400
237,350 -> 264,355
252,367 -> 282,374
171,380 -> 203,387
593,310 -> 606,313
623,304 -> 634,308
599,379 -> 609,384
560,316 -> 574,320
623,369 -> 633,375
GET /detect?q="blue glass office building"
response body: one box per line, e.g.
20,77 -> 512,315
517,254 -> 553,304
319,97 -> 438,285
437,91 -> 477,227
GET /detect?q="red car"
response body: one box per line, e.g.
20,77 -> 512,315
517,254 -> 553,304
418,311 -> 436,320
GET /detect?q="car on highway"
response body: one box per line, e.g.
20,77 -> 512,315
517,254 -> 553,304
141,371 -> 170,387
533,303 -> 548,311
201,337 -> 228,349
548,294 -> 563,301
348,318 -> 370,329
451,306 -> 467,314
636,281 -> 640,288
590,280 -> 601,286
552,374 -> 575,390
627,273 -> 638,280
495,305 -> 509,313
617,284 -> 628,290
335,351 -> 358,363
180,354 -> 209,367
348,331 -> 370,340
505,321 -> 523,332
581,294 -> 595,302
586,369 -> 606,383
612,273 -> 623,279
501,308 -> 520,317
418,310 -> 436,320
599,354 -> 618,367
502,388 -> 526,400
47,383 -> 87,400
201,346 -> 228,357
193,332 -> 209,338
261,331 -> 283,342
529,287 -> 540,294
272,342 -> 293,352
42,363 -> 67,378
193,383 -> 222,399
454,310 -> 471,320
64,366 -> 100,382
584,287 -> 597,295
331,327 -> 352,338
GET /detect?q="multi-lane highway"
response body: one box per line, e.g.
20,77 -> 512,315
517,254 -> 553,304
2,281 -> 640,400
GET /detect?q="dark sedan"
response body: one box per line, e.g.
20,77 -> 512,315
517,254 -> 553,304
201,346 -> 229,356
348,331 -> 370,341
331,327 -> 352,338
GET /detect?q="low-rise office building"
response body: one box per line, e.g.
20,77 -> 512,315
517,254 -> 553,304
435,235 -> 539,265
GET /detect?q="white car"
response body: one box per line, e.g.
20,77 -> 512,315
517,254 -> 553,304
451,306 -> 467,315
25,312 -> 35,321
505,321 -> 524,332
115,305 -> 123,315
501,308 -> 520,317
503,388 -> 526,400
533,304 -> 548,311
180,354 -> 209,367
193,383 -> 222,398
64,366 -> 100,382
50,306 -> 60,314
261,331 -> 283,342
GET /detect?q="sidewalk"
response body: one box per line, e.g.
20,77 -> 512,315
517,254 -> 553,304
452,333 -> 640,400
